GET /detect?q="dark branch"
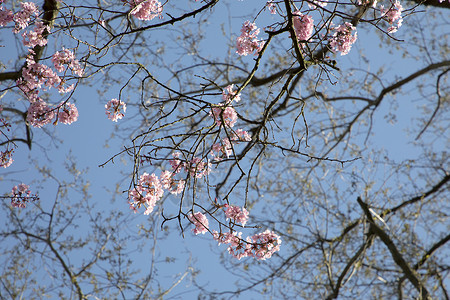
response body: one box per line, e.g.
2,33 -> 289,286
358,197 -> 431,300
381,173 -> 450,218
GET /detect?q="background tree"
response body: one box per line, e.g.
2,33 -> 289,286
0,0 -> 448,299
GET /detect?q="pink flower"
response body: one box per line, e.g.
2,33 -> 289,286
210,142 -> 223,161
358,0 -> 378,7
307,0 -> 328,8
128,172 -> 164,214
210,105 -> 238,128
105,99 -> 126,122
329,22 -> 357,56
231,129 -> 252,142
169,152 -> 183,173
246,230 -> 282,260
160,170 -> 173,189
16,78 -> 39,102
221,138 -> 233,157
185,157 -> 211,178
0,6 -> 13,26
236,21 -> 265,56
0,148 -> 13,168
212,230 -> 250,260
380,0 -> 403,33
11,183 -> 39,208
57,102 -> 78,124
293,12 -> 314,43
210,129 -> 251,160
124,0 -> 163,21
222,84 -> 241,103
22,21 -> 50,48
188,212 -> 209,235
209,139 -> 233,161
170,179 -> 185,195
57,81 -> 75,94
211,85 -> 241,128
209,208 -> 282,260
52,48 -> 84,76
13,2 -> 39,33
21,60 -> 59,89
17,56 -> 63,101
218,231 -> 249,259
266,1 -> 277,14
159,170 -> 185,194
224,205 -> 249,227
26,100 -> 55,128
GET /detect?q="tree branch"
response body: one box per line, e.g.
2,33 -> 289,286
357,197 -> 431,300
381,173 -> 450,218
407,0 -> 450,9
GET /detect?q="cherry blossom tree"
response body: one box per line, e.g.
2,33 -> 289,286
0,0 -> 448,298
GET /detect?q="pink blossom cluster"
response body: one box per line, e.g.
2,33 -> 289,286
52,48 -> 84,76
124,0 -> 163,21
169,151 -> 183,174
0,5 -> 13,26
357,0 -> 378,7
221,84 -> 241,103
160,170 -> 186,194
11,183 -> 39,208
292,12 -> 314,43
246,230 -> 282,260
236,21 -> 265,56
188,210 -> 281,260
26,99 -> 79,127
210,105 -> 238,128
128,172 -> 164,215
12,2 -> 38,33
0,1 -> 41,33
1,2 -> 53,49
0,104 -> 14,168
213,230 -> 244,258
17,49 -> 83,102
210,86 -> 251,160
329,22 -> 358,56
169,152 -> 212,179
0,148 -> 13,168
307,0 -> 328,8
22,21 -> 50,48
380,0 -> 403,33
6,2 -> 83,129
213,229 -> 281,260
188,212 -> 209,234
231,128 -> 251,142
128,171 -> 185,214
105,99 -> 126,122
2,2 -> 82,128
184,157 -> 212,178
211,138 -> 232,160
17,54 -> 62,102
26,100 -> 55,127
57,102 -> 79,125
224,204 -> 249,227
210,85 -> 242,128
266,1 -> 277,14
17,52 -> 80,128
210,129 -> 251,161
1,2 -> 83,111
